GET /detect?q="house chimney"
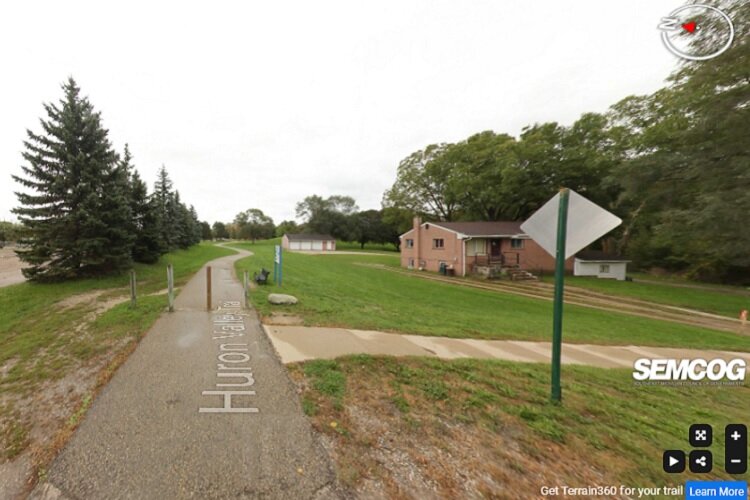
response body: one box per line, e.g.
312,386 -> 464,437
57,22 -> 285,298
413,216 -> 421,267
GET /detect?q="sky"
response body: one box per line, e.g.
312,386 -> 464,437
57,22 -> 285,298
0,0 -> 683,225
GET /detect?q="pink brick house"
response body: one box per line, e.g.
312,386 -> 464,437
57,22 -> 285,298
399,217 -> 573,277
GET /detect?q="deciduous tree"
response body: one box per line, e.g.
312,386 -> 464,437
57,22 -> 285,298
295,195 -> 358,240
234,208 -> 275,242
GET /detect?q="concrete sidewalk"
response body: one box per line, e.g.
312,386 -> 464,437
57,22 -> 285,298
33,249 -> 338,499
0,246 -> 26,288
264,325 -> 750,369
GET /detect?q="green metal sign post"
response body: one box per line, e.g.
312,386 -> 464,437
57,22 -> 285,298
274,245 -> 282,286
522,187 -> 621,405
550,188 -> 569,403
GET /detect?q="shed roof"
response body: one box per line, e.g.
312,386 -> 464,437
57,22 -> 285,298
285,233 -> 335,241
575,250 -> 630,262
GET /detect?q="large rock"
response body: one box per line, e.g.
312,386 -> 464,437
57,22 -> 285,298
268,293 -> 299,305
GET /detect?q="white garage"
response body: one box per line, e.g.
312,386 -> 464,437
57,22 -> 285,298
574,250 -> 630,281
282,233 -> 336,252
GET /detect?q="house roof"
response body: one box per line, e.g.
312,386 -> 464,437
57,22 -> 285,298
431,221 -> 526,238
575,250 -> 630,262
285,233 -> 335,241
399,220 -> 528,239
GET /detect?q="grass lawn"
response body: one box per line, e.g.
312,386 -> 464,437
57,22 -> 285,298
292,356 -> 749,496
0,242 -> 234,459
540,274 -> 750,319
629,271 -> 750,290
235,241 -> 749,352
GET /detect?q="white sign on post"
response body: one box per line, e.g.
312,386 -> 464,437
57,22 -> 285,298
274,245 -> 281,264
520,189 -> 622,258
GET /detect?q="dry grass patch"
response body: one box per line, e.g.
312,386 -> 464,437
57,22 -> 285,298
290,356 -> 749,499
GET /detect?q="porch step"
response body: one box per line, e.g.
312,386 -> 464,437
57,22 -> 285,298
506,268 -> 538,281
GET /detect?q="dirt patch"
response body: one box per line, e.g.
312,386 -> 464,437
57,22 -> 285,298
22,359 -> 106,444
0,291 -> 135,497
92,296 -> 128,316
0,453 -> 31,499
58,291 -> 129,329
56,290 -> 106,309
58,287 -> 131,312
0,358 -> 19,380
0,247 -> 26,288
0,337 -> 137,499
264,312 -> 304,326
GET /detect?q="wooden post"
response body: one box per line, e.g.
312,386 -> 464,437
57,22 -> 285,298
167,264 -> 174,312
206,266 -> 212,311
243,270 -> 250,309
129,269 -> 137,308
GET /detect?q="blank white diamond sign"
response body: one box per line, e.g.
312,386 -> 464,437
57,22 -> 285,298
520,190 -> 622,259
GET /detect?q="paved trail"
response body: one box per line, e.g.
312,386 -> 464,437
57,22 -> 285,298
34,248 -> 338,499
265,325 -> 750,368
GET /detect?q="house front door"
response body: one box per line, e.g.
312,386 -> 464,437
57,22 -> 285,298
490,239 -> 501,260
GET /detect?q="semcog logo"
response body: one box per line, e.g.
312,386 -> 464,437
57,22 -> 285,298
633,358 -> 746,382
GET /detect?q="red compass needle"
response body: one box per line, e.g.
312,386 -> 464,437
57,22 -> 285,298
682,21 -> 697,33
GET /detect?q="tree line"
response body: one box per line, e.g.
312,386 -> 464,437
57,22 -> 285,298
0,221 -> 26,244
12,78 -> 203,282
208,195 -> 401,250
383,0 -> 749,283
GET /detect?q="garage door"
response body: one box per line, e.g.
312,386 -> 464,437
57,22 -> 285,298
290,241 -> 302,250
312,241 -> 323,251
301,240 -> 313,250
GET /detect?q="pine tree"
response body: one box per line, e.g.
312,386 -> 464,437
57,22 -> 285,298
122,146 -> 163,263
99,149 -> 135,272
172,192 -> 192,249
153,165 -> 176,251
188,205 -> 202,245
200,221 -> 213,240
12,78 -> 133,281
150,165 -> 203,251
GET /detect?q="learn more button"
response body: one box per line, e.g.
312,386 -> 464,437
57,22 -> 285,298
686,481 -> 747,500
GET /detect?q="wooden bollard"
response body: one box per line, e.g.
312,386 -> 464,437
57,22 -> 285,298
207,266 -> 212,311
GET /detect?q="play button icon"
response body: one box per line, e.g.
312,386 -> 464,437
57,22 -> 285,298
663,450 -> 686,473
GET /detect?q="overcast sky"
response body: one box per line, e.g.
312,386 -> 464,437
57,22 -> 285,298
0,1 -> 683,225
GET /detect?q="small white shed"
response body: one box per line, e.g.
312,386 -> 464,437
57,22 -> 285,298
574,250 -> 629,281
282,233 -> 336,252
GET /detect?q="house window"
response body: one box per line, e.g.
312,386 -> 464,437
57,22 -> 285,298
433,238 -> 444,249
510,238 -> 524,249
466,239 -> 485,256
599,264 -> 610,273
405,239 -> 414,248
